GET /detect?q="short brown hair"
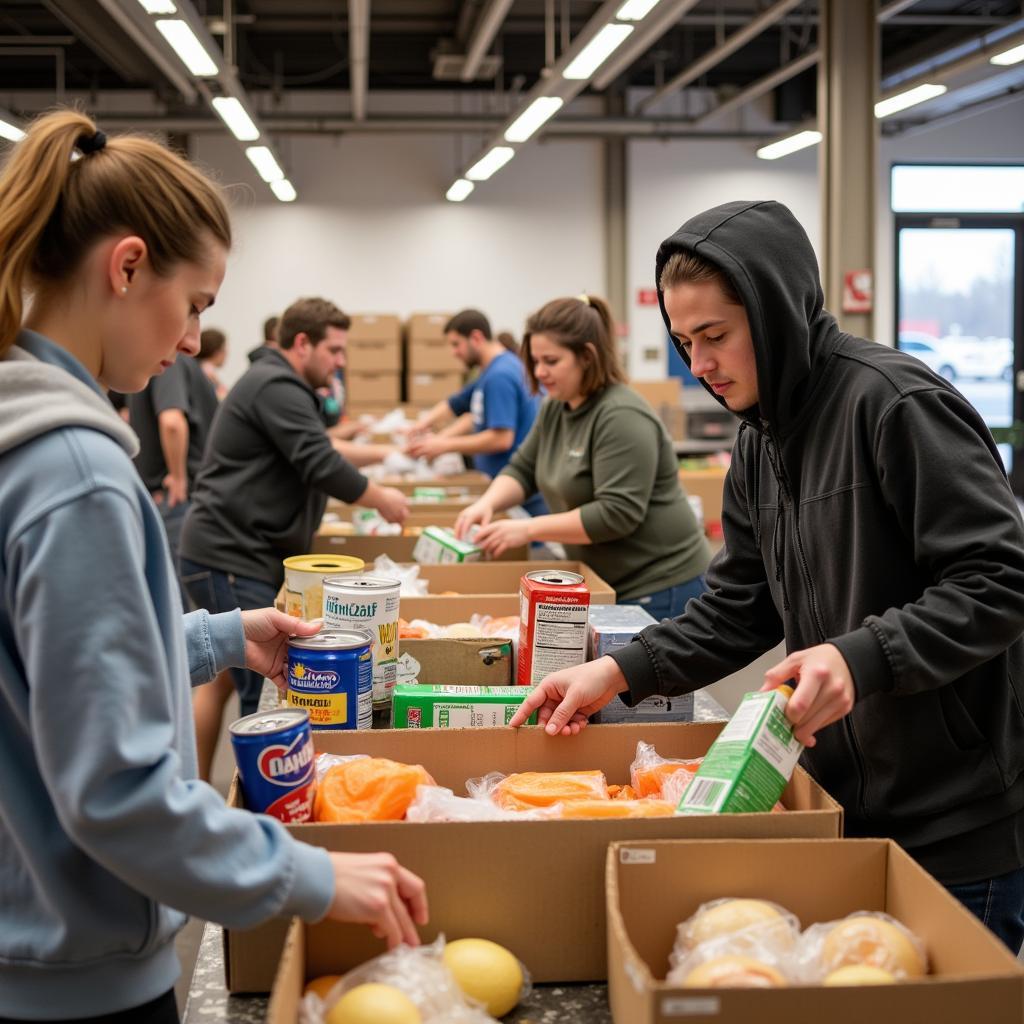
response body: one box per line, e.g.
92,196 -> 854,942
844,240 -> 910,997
522,294 -> 624,397
277,297 -> 351,350
262,315 -> 279,342
659,252 -> 743,305
0,108 -> 231,357
199,328 -> 226,361
445,309 -> 491,339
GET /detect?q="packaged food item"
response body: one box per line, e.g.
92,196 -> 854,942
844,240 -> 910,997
793,912 -> 927,982
629,740 -> 702,798
555,799 -> 675,819
322,574 -> 401,711
677,685 -> 802,814
283,554 -> 364,620
391,684 -> 537,729
314,757 -> 435,823
680,955 -> 787,988
823,965 -> 896,986
517,570 -> 590,685
229,708 -> 316,823
412,526 -> 482,564
480,769 -> 609,811
287,629 -> 373,730
587,603 -> 658,659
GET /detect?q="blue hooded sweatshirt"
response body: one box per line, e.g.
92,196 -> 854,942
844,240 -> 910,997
0,331 -> 334,1018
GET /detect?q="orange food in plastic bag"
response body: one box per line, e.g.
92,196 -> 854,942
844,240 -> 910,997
557,799 -> 676,819
398,619 -> 430,640
314,758 -> 435,823
493,770 -> 609,811
633,759 -> 702,799
608,784 -> 639,801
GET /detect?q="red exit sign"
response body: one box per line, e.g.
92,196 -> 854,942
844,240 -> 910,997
636,288 -> 659,306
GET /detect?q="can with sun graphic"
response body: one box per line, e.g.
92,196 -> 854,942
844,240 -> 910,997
286,629 -> 373,730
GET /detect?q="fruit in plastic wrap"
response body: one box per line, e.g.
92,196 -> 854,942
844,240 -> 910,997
686,899 -> 797,952
442,938 -> 524,1017
492,770 -> 609,811
823,964 -> 897,986
314,758 -> 436,823
556,799 -> 676,819
682,955 -> 787,988
305,975 -> 342,999
820,914 -> 926,978
325,982 -> 422,1024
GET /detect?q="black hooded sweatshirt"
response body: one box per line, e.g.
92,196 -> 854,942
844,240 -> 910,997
609,200 -> 1024,884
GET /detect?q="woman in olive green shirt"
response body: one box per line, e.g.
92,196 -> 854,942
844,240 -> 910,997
455,294 -> 710,618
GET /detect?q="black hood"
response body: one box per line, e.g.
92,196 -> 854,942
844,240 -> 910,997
655,200 -> 842,435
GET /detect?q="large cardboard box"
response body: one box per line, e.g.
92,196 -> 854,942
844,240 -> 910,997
399,635 -> 514,686
374,472 -> 491,496
224,722 -> 842,992
607,838 -> 1024,1024
679,466 -> 728,528
406,312 -> 449,345
345,370 -> 401,405
631,379 -> 686,442
310,532 -> 528,562
406,370 -> 464,405
349,313 -> 402,344
345,337 -> 401,373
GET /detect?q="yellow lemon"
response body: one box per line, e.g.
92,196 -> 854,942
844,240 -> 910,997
304,974 -> 342,1000
824,965 -> 897,986
683,955 -> 787,988
442,937 -> 524,1017
325,982 -> 421,1024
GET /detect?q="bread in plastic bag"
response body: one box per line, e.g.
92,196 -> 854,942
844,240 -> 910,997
469,769 -> 610,812
791,911 -> 927,982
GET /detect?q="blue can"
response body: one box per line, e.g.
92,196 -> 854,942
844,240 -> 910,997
286,628 -> 374,730
229,708 -> 315,822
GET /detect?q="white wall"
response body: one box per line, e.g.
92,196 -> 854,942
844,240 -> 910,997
192,130 -> 606,386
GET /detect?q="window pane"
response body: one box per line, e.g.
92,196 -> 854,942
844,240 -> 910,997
892,165 -> 1024,213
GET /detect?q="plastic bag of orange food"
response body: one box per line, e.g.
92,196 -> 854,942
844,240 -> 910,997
469,770 -> 609,812
630,741 -> 702,799
314,757 -> 436,823
555,799 -> 676,819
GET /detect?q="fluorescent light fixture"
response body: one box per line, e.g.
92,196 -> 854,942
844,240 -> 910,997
563,23 -> 634,80
756,129 -> 822,160
990,42 -> 1024,66
446,179 -> 474,202
0,117 -> 25,142
616,0 -> 661,19
211,96 -> 259,141
155,19 -> 219,77
245,145 -> 284,182
138,0 -> 177,12
504,96 -> 564,143
466,146 -> 515,181
874,83 -> 947,119
271,179 -> 297,202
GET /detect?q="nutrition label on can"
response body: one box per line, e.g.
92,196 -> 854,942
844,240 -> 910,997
530,601 -> 588,681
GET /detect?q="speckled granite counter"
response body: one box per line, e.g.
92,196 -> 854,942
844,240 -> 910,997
183,688 -> 727,1022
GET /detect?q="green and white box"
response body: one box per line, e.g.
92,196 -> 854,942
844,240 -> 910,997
412,525 -> 482,564
391,684 -> 537,728
677,687 -> 802,815
411,486 -> 447,503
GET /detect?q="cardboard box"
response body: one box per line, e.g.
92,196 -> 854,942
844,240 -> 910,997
398,635 -> 514,686
407,338 -> 459,373
225,722 -> 842,992
310,532 -> 528,562
345,337 -> 401,373
406,312 -> 450,345
345,370 -> 401,405
406,370 -> 464,404
373,472 -> 491,496
391,684 -> 537,727
679,467 -> 728,528
631,379 -> 686,442
349,314 -> 402,344
607,838 -> 1024,1024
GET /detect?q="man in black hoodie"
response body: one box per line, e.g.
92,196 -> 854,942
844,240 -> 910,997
511,200 -> 1024,952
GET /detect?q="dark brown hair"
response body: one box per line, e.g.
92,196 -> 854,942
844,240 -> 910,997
445,308 -> 491,340
659,252 -> 743,305
262,315 -> 279,342
496,330 -> 520,354
199,328 -> 226,361
277,297 -> 351,350
0,109 -> 231,356
522,294 -> 625,397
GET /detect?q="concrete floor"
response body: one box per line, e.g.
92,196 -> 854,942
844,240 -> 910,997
174,691 -> 240,1014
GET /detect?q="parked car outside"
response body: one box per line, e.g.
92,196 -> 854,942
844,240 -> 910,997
899,331 -> 1011,382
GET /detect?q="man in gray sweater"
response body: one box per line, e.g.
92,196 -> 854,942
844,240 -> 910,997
180,296 -> 407,718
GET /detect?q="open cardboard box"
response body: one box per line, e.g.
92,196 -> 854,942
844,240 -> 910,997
373,472 -> 491,496
678,467 -> 728,529
310,533 -> 528,562
607,838 -> 1024,1024
224,722 -> 842,993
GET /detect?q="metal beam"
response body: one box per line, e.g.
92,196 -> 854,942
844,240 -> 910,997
461,0 -> 514,82
877,0 -> 919,24
639,0 -> 806,114
349,0 -> 369,120
693,47 -> 819,125
591,0 -> 702,92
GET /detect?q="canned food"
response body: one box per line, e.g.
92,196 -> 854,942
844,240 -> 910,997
229,708 -> 315,823
287,629 -> 373,730
518,570 -> 591,685
322,574 -> 401,710
282,554 -> 364,621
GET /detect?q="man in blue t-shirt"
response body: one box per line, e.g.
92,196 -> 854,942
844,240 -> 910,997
406,309 -> 546,515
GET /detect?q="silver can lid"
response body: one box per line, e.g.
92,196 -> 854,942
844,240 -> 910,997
289,628 -> 374,651
323,573 -> 401,592
525,570 -> 585,586
229,707 -> 309,737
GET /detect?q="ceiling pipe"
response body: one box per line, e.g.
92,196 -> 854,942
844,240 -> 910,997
461,0 -> 515,82
348,0 -> 370,120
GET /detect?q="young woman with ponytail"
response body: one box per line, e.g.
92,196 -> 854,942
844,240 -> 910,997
455,294 -> 711,618
0,111 -> 426,1023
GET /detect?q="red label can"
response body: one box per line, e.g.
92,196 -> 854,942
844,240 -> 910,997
517,570 -> 591,685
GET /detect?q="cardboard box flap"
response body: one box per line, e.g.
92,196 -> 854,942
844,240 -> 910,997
266,919 -> 304,1023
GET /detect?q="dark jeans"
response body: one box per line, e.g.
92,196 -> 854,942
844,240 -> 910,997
622,573 -> 707,621
947,866 -> 1024,955
179,556 -> 277,717
155,495 -> 191,610
0,989 -> 177,1024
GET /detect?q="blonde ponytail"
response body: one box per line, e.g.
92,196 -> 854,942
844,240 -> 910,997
0,108 -> 231,358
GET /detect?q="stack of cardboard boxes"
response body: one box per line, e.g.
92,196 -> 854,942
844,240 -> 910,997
405,313 -> 463,409
345,314 -> 402,418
